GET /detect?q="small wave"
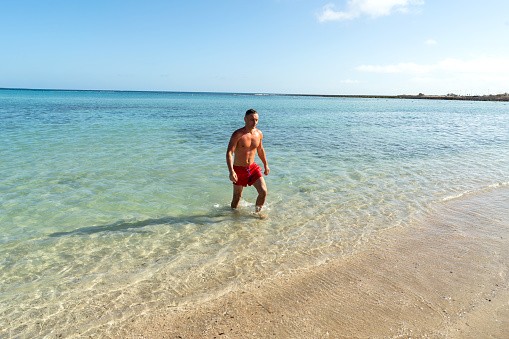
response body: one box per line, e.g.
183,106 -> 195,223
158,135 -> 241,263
439,181 -> 509,202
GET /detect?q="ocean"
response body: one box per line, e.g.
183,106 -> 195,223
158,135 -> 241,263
1,89 -> 508,337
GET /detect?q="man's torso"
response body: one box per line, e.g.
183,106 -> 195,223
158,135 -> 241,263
233,128 -> 261,167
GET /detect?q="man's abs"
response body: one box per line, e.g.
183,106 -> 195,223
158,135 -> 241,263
233,151 -> 256,167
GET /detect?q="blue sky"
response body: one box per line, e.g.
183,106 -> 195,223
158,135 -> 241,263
1,0 -> 508,95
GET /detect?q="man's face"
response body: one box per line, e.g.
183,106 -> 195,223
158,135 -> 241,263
244,113 -> 259,129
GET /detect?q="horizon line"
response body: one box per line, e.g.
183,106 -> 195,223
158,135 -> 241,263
1,87 -> 507,100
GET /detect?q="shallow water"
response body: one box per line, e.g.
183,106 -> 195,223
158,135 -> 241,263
1,89 -> 508,336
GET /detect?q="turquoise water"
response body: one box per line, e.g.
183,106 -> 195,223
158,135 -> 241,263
1,89 -> 508,336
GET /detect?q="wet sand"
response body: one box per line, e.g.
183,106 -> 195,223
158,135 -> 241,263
119,187 -> 509,338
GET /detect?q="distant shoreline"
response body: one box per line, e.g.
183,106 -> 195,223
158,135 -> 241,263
2,87 -> 508,102
282,93 -> 509,102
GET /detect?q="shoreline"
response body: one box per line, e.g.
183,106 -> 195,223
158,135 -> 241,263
117,187 -> 509,338
278,93 -> 509,102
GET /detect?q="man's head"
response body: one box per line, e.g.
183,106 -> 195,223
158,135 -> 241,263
244,109 -> 259,130
245,109 -> 258,116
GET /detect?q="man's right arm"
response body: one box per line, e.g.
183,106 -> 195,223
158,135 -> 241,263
226,132 -> 239,183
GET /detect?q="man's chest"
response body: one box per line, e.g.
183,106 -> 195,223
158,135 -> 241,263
237,133 -> 260,149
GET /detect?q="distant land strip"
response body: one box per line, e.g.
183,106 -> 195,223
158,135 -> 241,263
282,93 -> 509,102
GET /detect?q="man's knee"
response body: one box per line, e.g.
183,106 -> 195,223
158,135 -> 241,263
257,184 -> 267,198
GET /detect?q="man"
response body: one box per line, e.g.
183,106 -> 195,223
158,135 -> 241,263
226,109 -> 269,215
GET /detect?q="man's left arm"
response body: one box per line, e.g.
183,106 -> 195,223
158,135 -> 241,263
257,134 -> 269,175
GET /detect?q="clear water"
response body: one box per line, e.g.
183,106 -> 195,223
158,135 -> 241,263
1,89 -> 508,337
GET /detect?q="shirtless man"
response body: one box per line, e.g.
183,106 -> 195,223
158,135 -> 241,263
226,109 -> 269,215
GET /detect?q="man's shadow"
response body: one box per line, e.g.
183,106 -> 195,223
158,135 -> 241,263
48,208 -> 240,238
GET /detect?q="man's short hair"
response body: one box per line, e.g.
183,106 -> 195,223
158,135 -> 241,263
245,109 -> 258,116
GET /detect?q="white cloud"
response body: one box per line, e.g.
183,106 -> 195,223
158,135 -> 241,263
437,58 -> 509,74
341,79 -> 362,84
317,0 -> 424,22
356,57 -> 509,94
357,57 -> 509,75
425,39 -> 437,45
357,62 -> 434,74
411,77 -> 434,83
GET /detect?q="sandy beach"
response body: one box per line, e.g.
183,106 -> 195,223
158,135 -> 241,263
117,187 -> 509,338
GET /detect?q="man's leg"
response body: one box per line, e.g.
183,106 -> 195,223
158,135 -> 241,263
253,177 -> 267,213
231,184 -> 243,209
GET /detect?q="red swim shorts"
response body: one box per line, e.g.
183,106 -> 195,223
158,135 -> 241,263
233,162 -> 263,187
